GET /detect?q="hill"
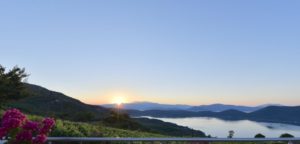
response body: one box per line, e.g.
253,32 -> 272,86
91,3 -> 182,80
133,118 -> 205,137
188,104 -> 262,112
127,109 -> 247,120
5,83 -> 206,137
249,106 -> 300,125
127,106 -> 300,126
102,102 -> 278,112
8,83 -> 111,121
103,102 -> 191,111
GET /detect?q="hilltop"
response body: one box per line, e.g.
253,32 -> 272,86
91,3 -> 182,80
9,83 -> 111,121
5,83 -> 206,137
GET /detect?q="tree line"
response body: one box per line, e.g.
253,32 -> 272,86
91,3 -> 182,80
0,65 -> 28,107
227,130 -> 294,138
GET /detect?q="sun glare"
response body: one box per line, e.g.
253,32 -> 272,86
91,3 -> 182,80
112,96 -> 126,105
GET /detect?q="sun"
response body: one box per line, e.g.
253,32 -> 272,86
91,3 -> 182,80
112,96 -> 126,105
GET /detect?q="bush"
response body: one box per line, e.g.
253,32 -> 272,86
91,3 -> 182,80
254,133 -> 265,138
280,133 -> 294,138
0,109 -> 55,144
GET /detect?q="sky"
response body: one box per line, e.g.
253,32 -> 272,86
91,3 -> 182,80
0,0 -> 300,106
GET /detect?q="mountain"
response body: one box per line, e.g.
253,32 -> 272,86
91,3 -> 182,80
188,104 -> 262,112
126,109 -> 247,120
133,118 -> 205,137
102,102 -> 191,111
8,83 -> 111,121
127,106 -> 300,126
6,83 -> 206,137
249,106 -> 300,125
102,102 -> 278,112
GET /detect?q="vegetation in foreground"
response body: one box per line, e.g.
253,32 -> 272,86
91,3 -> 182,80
0,110 -> 164,138
1,65 -> 298,140
0,109 -> 55,144
0,65 -> 205,137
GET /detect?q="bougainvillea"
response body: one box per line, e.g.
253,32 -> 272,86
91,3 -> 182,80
32,134 -> 47,144
0,109 -> 55,144
39,118 -> 55,135
23,121 -> 39,131
0,127 -> 7,138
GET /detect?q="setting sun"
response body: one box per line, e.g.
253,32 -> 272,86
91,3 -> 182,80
112,96 -> 126,105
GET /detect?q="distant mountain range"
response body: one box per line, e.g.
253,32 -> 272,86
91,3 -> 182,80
103,102 -> 300,126
126,106 -> 300,126
102,102 -> 282,112
103,102 -> 191,111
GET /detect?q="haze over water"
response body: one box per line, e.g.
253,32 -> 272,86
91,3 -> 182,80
145,117 -> 300,138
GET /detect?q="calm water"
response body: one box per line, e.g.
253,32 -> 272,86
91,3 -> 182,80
144,117 -> 300,138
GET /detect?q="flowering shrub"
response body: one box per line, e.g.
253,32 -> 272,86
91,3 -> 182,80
0,109 -> 55,144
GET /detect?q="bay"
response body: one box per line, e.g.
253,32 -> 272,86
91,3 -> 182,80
144,117 -> 300,138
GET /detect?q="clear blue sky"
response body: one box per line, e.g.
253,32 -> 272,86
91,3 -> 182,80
1,0 -> 299,105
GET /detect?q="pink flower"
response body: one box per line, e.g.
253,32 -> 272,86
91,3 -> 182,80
15,130 -> 33,142
42,118 -> 55,128
2,118 -> 23,129
33,134 -> 47,144
0,127 -> 7,139
2,109 -> 26,122
1,109 -> 26,130
23,121 -> 39,131
0,109 -> 54,144
39,118 -> 55,134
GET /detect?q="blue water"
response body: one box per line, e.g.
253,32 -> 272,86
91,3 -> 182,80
144,116 -> 300,138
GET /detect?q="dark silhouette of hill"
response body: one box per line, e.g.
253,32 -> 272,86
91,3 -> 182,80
8,83 -> 111,121
133,118 -> 205,137
248,106 -> 300,125
6,83 -> 206,137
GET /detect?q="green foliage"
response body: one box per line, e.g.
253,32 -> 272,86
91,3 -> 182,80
0,65 -> 28,106
41,117 -> 164,137
254,133 -> 265,138
8,83 -> 110,121
280,133 -> 294,138
102,111 -> 206,137
74,112 -> 95,122
134,118 -> 206,137
103,110 -> 145,130
0,65 -> 205,137
7,84 -> 206,137
52,120 -> 97,137
0,109 -> 164,138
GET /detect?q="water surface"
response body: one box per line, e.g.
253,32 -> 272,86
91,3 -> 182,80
144,117 -> 300,138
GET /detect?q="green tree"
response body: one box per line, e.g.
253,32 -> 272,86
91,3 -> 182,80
280,133 -> 294,138
255,133 -> 266,138
103,110 -> 142,130
228,130 -> 234,138
0,65 -> 28,106
75,112 -> 96,122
